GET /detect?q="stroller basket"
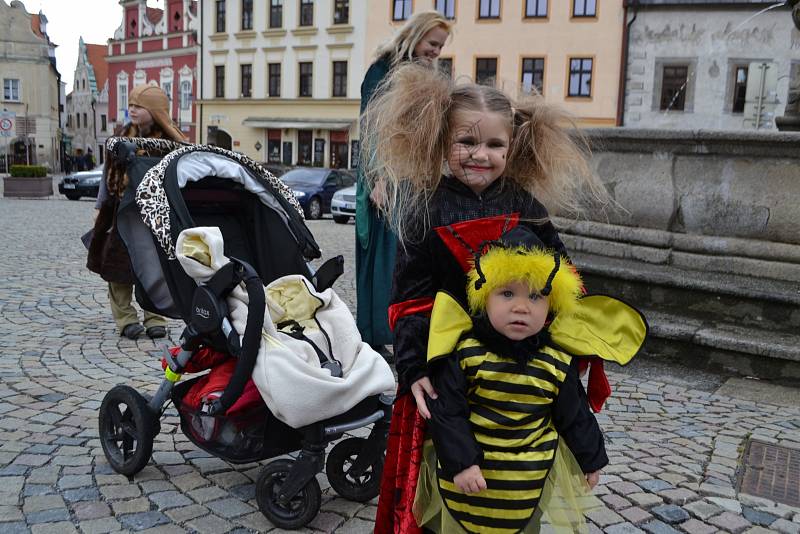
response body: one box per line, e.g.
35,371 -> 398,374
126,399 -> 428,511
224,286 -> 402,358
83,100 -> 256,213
172,377 -> 301,464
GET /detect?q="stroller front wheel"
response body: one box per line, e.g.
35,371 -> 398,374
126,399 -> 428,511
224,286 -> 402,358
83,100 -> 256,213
256,459 -> 321,530
98,385 -> 156,476
326,437 -> 384,502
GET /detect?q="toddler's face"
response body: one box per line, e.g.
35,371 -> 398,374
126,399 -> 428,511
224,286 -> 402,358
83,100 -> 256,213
486,280 -> 549,341
447,110 -> 510,195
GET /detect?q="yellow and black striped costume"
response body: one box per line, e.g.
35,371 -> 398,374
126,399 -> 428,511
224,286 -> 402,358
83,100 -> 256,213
419,291 -> 647,534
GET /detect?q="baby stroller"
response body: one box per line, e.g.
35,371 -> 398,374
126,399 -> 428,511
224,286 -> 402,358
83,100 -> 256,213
96,138 -> 393,529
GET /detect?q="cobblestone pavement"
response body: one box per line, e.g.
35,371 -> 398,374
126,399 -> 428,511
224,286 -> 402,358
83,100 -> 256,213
1,195 -> 799,534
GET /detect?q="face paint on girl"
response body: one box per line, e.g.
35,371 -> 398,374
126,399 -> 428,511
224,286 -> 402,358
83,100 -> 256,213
446,109 -> 511,195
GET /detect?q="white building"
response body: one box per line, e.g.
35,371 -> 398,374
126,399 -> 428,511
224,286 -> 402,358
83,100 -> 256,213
64,37 -> 110,168
0,0 -> 62,170
197,0 -> 369,168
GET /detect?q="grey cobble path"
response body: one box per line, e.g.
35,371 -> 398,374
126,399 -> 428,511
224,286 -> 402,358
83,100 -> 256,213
1,195 -> 799,533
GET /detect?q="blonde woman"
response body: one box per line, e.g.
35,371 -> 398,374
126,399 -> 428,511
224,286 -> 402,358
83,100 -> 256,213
356,11 -> 452,361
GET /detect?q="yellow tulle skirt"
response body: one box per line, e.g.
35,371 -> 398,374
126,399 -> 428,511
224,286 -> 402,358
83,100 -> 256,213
413,439 -> 602,533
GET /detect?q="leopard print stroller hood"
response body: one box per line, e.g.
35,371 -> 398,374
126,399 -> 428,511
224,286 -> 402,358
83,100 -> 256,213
108,137 -> 321,321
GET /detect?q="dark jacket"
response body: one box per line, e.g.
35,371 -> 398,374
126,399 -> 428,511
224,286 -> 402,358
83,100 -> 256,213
390,176 -> 566,390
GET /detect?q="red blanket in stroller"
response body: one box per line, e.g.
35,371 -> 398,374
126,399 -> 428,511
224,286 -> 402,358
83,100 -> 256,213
161,347 -> 263,415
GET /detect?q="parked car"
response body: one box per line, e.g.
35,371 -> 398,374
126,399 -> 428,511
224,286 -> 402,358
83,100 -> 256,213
279,167 -> 355,219
330,185 -> 356,224
263,163 -> 292,177
58,168 -> 104,201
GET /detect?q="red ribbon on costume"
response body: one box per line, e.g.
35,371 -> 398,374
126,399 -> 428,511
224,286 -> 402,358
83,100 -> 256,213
388,297 -> 434,331
578,358 -> 611,413
375,393 -> 427,534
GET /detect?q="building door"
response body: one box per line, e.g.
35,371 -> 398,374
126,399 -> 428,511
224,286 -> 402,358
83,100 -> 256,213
297,130 -> 312,165
329,130 -> 349,169
282,141 -> 292,165
216,130 -> 232,150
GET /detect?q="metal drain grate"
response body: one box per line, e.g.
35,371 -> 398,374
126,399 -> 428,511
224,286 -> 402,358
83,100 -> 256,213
737,439 -> 800,507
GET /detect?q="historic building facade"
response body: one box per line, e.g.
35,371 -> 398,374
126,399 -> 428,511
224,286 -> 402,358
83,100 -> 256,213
0,0 -> 62,170
107,0 -> 199,141
622,0 -> 799,130
367,0 -> 626,128
198,0 -> 625,167
64,38 -> 110,167
197,0 -> 367,167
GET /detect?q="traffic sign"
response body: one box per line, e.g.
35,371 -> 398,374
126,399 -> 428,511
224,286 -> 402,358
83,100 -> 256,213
0,111 -> 15,138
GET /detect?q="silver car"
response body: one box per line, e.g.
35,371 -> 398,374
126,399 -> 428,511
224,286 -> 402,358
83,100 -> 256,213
330,185 -> 356,224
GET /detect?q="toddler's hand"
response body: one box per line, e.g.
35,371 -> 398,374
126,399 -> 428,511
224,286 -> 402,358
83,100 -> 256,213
454,465 -> 487,494
410,376 -> 437,419
586,470 -> 601,489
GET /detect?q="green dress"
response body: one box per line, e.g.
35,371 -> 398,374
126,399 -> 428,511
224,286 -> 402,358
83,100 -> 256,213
356,56 -> 396,347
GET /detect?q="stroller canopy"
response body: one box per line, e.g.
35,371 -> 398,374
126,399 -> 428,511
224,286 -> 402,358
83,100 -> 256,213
111,138 -> 321,321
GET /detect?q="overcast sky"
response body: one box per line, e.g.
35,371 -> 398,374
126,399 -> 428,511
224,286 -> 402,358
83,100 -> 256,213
17,0 -> 166,91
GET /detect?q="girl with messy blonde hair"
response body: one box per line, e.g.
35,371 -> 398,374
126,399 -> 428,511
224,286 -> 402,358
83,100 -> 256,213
368,65 -> 610,534
361,64 -> 607,243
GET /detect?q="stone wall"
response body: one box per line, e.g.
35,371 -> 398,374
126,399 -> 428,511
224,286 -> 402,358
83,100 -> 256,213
558,128 -> 800,282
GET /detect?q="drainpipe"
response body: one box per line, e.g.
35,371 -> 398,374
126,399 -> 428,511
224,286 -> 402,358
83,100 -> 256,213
198,0 -> 203,144
616,0 -> 638,126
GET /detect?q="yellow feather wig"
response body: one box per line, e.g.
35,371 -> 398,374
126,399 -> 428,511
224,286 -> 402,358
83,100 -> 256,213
466,246 -> 583,316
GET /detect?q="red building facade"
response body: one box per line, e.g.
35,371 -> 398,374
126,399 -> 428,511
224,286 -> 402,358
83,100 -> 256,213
107,0 -> 198,141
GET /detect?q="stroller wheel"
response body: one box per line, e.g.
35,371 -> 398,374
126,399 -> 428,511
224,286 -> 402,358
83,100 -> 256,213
326,437 -> 384,502
98,385 -> 156,476
256,459 -> 321,530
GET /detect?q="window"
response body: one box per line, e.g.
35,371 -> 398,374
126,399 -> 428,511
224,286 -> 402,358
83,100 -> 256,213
660,65 -> 688,111
568,57 -> 592,97
215,0 -> 226,32
392,0 -> 411,21
180,80 -> 192,109
101,114 -> 107,131
241,0 -> 253,30
476,58 -> 497,86
215,65 -> 225,98
332,61 -> 347,97
479,0 -> 500,19
522,57 -> 544,94
83,113 -> 88,129
525,0 -> 547,17
732,66 -> 748,114
3,78 -> 20,101
270,0 -> 283,28
118,83 -> 128,113
268,63 -> 281,97
333,0 -> 349,24
573,0 -> 596,17
436,0 -> 455,19
438,58 -> 453,79
162,81 -> 172,115
299,62 -> 313,97
241,64 -> 252,97
76,114 -> 81,128
82,79 -> 86,90
299,0 -> 314,26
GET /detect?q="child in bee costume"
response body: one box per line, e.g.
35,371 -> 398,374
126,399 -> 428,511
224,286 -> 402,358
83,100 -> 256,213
414,226 -> 648,534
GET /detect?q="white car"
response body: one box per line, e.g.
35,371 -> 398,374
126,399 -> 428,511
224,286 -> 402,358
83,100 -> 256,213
330,185 -> 356,224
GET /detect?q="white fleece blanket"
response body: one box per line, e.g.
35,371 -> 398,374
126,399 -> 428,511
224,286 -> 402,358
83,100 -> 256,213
175,227 -> 396,428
